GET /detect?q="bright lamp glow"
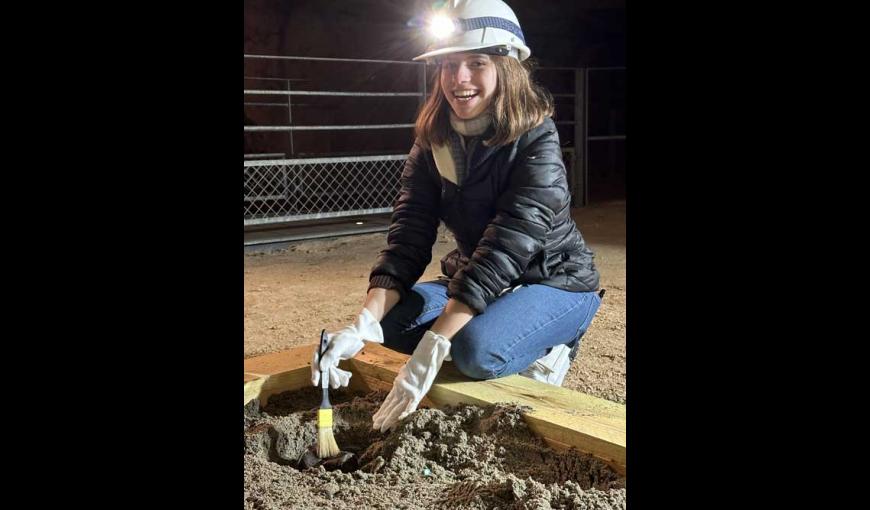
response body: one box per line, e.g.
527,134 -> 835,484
428,15 -> 455,39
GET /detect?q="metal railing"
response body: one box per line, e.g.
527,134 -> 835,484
244,154 -> 405,226
244,54 -> 425,226
243,54 -> 624,225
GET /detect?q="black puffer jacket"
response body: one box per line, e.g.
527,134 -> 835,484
369,117 -> 599,314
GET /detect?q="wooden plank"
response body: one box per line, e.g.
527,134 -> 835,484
244,346 -> 313,406
351,343 -> 626,474
348,344 -> 410,387
244,376 -> 267,406
433,363 -> 624,460
241,346 -> 440,410
346,371 -> 390,394
244,347 -> 313,376
242,346 -> 417,406
243,343 -> 626,474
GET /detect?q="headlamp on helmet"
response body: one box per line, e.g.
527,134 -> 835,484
428,14 -> 457,39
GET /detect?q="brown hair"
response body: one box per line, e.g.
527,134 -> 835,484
414,55 -> 554,149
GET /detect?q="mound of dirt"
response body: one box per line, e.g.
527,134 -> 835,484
244,387 -> 626,509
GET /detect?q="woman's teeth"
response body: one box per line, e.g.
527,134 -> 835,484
454,91 -> 478,102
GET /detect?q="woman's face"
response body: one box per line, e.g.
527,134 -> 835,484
439,53 -> 498,120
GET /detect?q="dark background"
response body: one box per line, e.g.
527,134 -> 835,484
244,0 -> 625,65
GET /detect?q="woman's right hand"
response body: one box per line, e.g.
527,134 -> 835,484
311,308 -> 384,389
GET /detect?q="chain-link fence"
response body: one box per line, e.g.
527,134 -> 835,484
244,155 -> 406,226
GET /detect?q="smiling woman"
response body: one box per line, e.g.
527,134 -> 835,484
417,49 -> 554,149
439,53 -> 497,120
314,0 -> 603,434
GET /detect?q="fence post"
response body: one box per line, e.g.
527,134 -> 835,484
573,68 -> 587,207
286,79 -> 295,156
417,64 -> 427,113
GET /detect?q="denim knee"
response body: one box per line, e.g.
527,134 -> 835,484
378,314 -> 404,342
450,329 -> 505,380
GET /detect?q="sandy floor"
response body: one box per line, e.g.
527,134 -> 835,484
245,200 -> 625,404
245,387 -> 626,510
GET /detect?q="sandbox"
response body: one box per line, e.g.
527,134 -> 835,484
244,344 -> 627,509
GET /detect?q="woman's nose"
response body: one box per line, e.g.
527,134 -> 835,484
451,63 -> 471,83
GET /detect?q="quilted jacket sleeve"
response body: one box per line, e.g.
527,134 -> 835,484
368,139 -> 441,298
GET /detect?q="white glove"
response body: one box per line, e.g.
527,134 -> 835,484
311,308 -> 384,389
371,330 -> 451,432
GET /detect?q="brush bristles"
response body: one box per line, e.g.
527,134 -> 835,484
317,427 -> 340,458
317,408 -> 340,458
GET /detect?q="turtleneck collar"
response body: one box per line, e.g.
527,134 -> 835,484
449,111 -> 492,137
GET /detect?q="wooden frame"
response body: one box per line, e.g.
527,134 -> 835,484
244,343 -> 626,474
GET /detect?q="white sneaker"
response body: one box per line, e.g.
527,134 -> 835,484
519,343 -> 574,386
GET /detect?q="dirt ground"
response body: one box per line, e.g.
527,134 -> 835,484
244,387 -> 626,510
244,200 -> 625,404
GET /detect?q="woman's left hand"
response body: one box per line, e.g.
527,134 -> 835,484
372,330 -> 452,432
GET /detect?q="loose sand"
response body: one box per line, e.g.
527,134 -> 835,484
245,387 -> 626,510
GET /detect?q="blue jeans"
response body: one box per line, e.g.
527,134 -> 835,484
380,279 -> 603,380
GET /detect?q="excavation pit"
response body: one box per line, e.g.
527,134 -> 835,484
244,386 -> 626,509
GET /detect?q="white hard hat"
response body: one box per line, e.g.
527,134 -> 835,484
413,0 -> 531,62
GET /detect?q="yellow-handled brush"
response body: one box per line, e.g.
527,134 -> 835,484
317,329 -> 340,458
